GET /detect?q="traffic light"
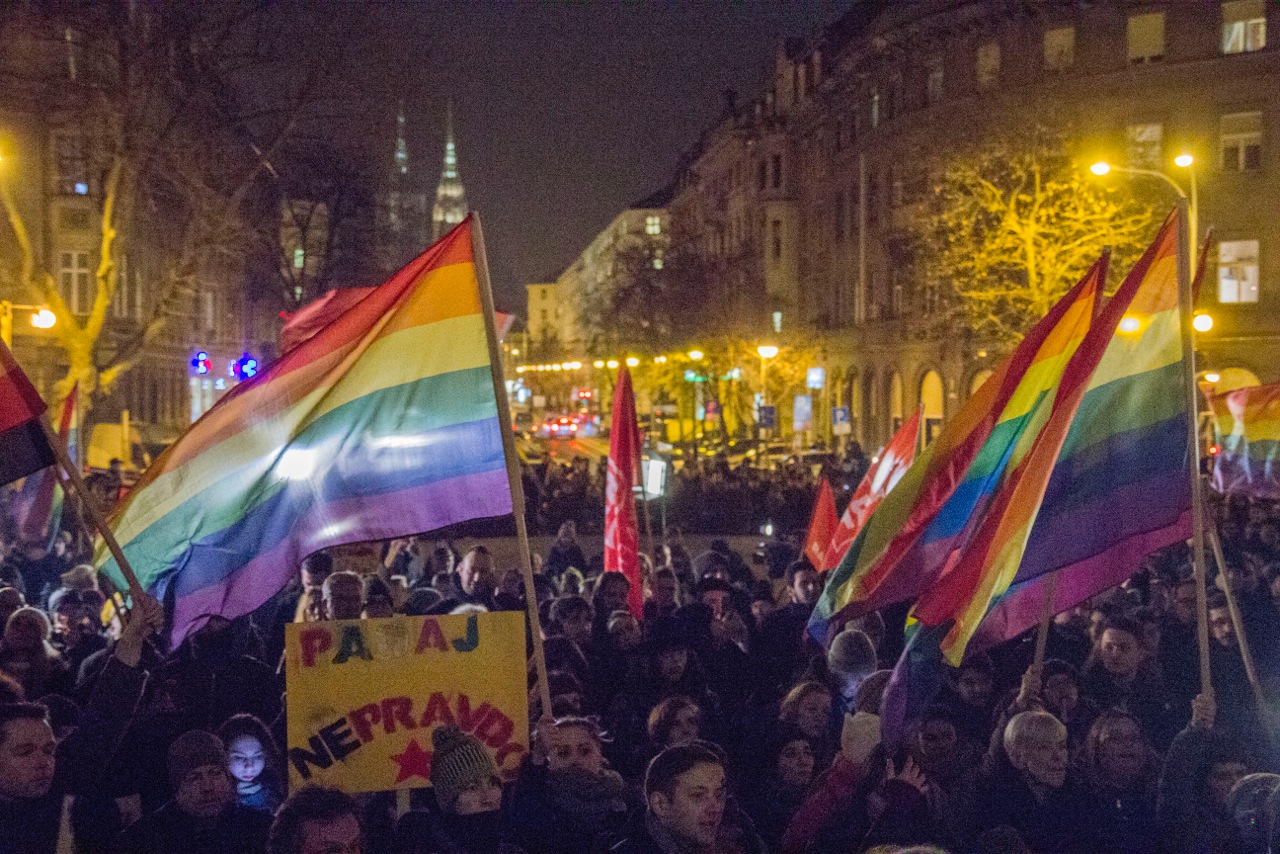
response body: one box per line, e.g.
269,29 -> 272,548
231,352 -> 259,381
191,350 -> 212,375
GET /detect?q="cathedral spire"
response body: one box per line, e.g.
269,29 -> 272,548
432,100 -> 468,240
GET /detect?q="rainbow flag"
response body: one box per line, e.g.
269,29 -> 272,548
96,218 -> 513,643
918,211 -> 1185,663
809,256 -> 1105,643
969,211 -> 1192,655
1209,382 -> 1280,499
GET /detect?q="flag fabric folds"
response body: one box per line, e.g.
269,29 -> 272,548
16,384 -> 77,546
919,212 -> 1186,663
803,479 -> 839,570
604,365 -> 643,617
822,408 -> 921,571
969,211 -> 1192,655
0,338 -> 54,487
1209,382 -> 1280,500
809,256 -> 1104,644
96,217 -> 514,643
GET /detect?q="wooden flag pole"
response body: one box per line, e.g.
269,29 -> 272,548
471,214 -> 554,720
1205,511 -> 1266,711
37,418 -> 144,597
1032,572 -> 1058,673
1175,198 -> 1214,699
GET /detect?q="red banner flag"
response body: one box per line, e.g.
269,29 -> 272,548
0,338 -> 53,487
803,479 -> 839,570
17,383 -> 77,543
823,408 -> 921,571
604,366 -> 643,616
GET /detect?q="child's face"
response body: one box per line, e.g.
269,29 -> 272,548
227,735 -> 265,784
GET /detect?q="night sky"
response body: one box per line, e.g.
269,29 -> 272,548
373,3 -> 846,312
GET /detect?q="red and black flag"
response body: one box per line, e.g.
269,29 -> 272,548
0,339 -> 53,486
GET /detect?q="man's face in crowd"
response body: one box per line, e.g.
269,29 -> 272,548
0,717 -> 57,799
652,574 -> 678,606
323,578 -> 363,621
1053,604 -> 1089,633
1014,728 -> 1068,789
561,611 -> 592,646
459,551 -> 496,597
955,669 -> 993,708
658,648 -> 688,683
174,764 -> 234,819
1173,583 -> 1199,625
700,589 -> 728,619
1095,716 -> 1147,787
667,707 -> 700,747
1043,673 -> 1079,713
1099,628 -> 1142,678
651,762 -> 727,848
790,569 -> 821,607
917,718 -> 959,768
597,577 -> 629,614
1210,607 -> 1236,647
297,813 -> 363,854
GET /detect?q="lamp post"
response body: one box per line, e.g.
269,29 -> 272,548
756,345 -> 778,464
1090,154 -> 1199,274
0,301 -> 56,348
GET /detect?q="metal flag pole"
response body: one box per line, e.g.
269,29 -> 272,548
471,213 -> 554,720
1175,198 -> 1213,699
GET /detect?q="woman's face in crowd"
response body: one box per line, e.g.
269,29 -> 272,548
917,718 -> 958,768
658,648 -> 688,683
454,777 -> 503,815
956,670 -> 993,708
1095,717 -> 1146,787
227,735 -> 265,784
793,690 -> 831,740
776,739 -> 815,787
545,724 -> 604,777
1017,729 -> 1069,789
668,707 -> 701,747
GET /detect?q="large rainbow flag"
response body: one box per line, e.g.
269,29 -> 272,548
970,211 -> 1191,654
921,211 -> 1187,662
1209,382 -> 1280,499
96,217 -> 513,642
808,256 -> 1105,643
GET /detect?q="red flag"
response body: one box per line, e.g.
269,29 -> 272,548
0,338 -> 53,487
803,479 -> 839,570
604,366 -> 643,616
18,383 -> 77,542
823,408 -> 921,571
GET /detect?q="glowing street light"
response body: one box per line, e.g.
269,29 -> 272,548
0,301 -> 56,348
756,345 -> 779,359
606,359 -> 619,369
687,350 -> 704,361
1204,371 -> 1222,384
1192,312 -> 1214,333
1090,155 -> 1198,282
30,308 -> 56,329
625,356 -> 640,367
593,360 -> 605,368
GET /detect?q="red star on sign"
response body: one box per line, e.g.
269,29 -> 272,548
390,737 -> 432,784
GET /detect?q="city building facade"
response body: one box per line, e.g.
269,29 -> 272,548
432,102 -> 468,242
667,0 -> 1278,450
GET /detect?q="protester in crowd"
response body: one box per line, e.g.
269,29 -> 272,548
0,606 -> 69,699
509,716 -> 634,854
321,571 -> 364,621
269,785 -> 363,854
612,741 -> 728,854
740,723 -> 816,849
119,728 -> 273,852
1080,709 -> 1160,852
217,713 -> 286,815
395,724 -> 520,854
545,521 -> 587,581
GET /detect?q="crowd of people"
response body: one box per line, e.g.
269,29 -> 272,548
2,483 -> 1280,853
525,444 -> 869,537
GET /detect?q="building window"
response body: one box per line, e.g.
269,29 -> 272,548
756,160 -> 766,191
54,134 -> 89,196
651,248 -> 664,270
870,88 -> 880,127
926,61 -> 944,105
645,215 -> 661,235
1218,239 -> 1260,303
113,255 -> 131,319
976,42 -> 1000,88
1223,0 -> 1266,54
293,247 -> 305,270
771,219 -> 783,260
58,250 -> 90,315
1221,111 -> 1263,170
1127,124 -> 1164,169
1044,26 -> 1075,71
770,154 -> 783,190
1128,13 -> 1165,64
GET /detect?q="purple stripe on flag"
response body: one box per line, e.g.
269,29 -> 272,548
168,466 -> 513,644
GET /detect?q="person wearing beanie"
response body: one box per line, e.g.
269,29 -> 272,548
120,728 -> 271,853
396,725 -> 517,854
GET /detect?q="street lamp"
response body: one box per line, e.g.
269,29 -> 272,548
0,301 -> 57,348
1090,154 -> 1198,275
687,349 -> 703,361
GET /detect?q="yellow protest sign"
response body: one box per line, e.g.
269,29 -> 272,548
284,611 -> 528,794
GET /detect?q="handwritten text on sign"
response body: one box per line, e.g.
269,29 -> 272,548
285,611 -> 528,794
